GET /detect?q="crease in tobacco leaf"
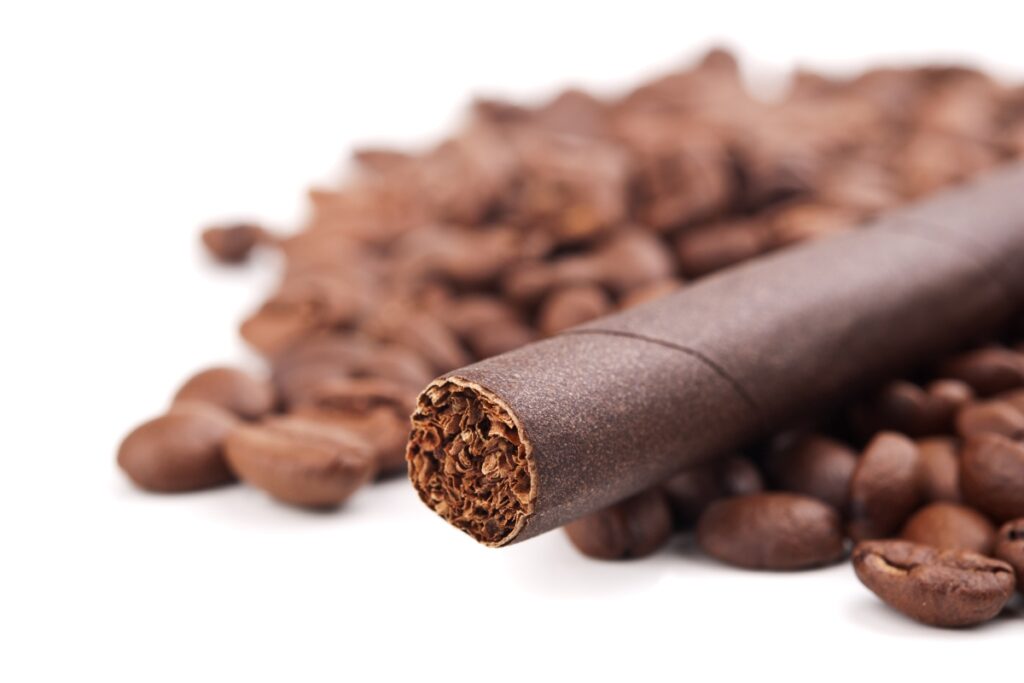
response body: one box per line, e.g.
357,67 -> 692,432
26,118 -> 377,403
406,378 -> 535,545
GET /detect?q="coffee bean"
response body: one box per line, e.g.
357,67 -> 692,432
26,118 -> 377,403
956,400 -> 1024,440
763,433 -> 857,510
852,379 -> 972,438
916,437 -> 962,503
900,502 -> 996,555
696,493 -> 844,570
997,387 -> 1024,414
224,417 -> 375,508
662,463 -> 723,528
201,223 -> 267,264
938,347 -> 1024,396
675,219 -> 771,278
848,432 -> 924,541
292,377 -> 417,477
271,335 -> 432,407
618,278 -> 684,310
173,366 -> 277,421
118,407 -> 236,492
564,488 -> 672,560
537,284 -> 613,336
960,433 -> 1024,521
662,455 -> 761,528
852,540 -> 1015,627
719,456 -> 764,497
994,518 -> 1024,593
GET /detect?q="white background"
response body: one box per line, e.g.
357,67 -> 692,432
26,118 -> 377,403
2,2 -> 1022,681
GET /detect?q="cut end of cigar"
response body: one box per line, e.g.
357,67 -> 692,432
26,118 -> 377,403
406,377 -> 536,546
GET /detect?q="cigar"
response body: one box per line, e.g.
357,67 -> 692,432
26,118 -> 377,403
406,163 -> 1024,547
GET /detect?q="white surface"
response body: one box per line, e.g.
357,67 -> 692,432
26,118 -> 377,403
1,2 -> 1022,681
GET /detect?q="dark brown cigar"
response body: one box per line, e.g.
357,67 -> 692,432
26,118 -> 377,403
406,163 -> 1024,547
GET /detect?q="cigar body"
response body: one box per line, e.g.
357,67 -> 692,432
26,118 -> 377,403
406,163 -> 1024,547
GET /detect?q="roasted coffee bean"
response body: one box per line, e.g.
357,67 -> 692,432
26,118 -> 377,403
501,230 -> 675,304
662,463 -> 723,528
201,223 -> 268,264
292,377 -> 416,477
719,456 -> 764,496
674,219 -> 771,278
463,320 -> 536,359
852,379 -> 972,438
224,417 -> 375,508
900,502 -> 996,555
118,406 -> 236,492
848,432 -> 924,541
364,305 -> 471,373
916,437 -> 962,503
768,202 -> 860,245
696,493 -> 844,570
537,284 -> 613,336
960,433 -> 1024,521
938,346 -> 1024,396
763,433 -> 857,510
994,518 -> 1024,593
618,278 -> 683,309
955,400 -> 1024,440
998,387 -> 1024,414
173,366 -> 277,421
662,455 -> 761,528
564,488 -> 672,560
852,540 -> 1015,627
271,335 -> 432,407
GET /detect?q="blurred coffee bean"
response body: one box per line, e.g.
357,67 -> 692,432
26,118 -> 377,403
852,379 -> 972,438
763,433 -> 857,510
564,488 -> 673,560
696,493 -> 844,570
201,223 -> 268,264
619,278 -> 683,309
848,432 -> 924,541
272,335 -> 432,407
718,456 -> 764,496
675,219 -> 771,277
293,377 -> 416,477
224,416 -> 375,508
537,284 -> 613,335
768,202 -> 860,246
173,366 -> 277,421
852,540 -> 1014,627
899,502 -> 996,555
938,347 -> 1024,396
662,463 -> 723,528
916,437 -> 962,503
118,407 -> 236,493
998,387 -> 1024,414
994,518 -> 1024,593
464,321 -> 537,359
662,455 -> 761,529
501,230 -> 675,303
364,304 -> 471,373
956,400 -> 1024,440
960,433 -> 1024,522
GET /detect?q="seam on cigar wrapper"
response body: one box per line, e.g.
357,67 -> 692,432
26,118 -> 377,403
406,376 -> 538,547
559,328 -> 764,426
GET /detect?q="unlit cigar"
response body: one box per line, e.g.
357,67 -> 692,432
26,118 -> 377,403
406,163 -> 1024,547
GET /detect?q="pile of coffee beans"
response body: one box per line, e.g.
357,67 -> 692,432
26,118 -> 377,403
118,49 -> 1024,626
566,346 -> 1024,627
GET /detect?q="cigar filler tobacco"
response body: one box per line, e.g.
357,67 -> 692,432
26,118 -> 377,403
406,163 -> 1024,547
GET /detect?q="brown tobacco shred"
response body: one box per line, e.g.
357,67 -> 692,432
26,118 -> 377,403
407,379 -> 535,546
